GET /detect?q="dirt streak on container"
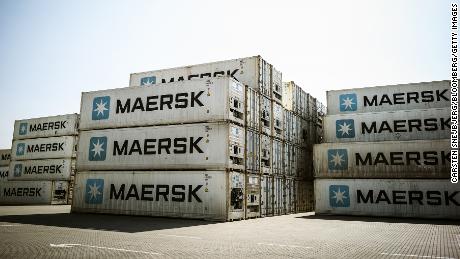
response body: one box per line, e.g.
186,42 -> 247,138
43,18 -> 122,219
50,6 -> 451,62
0,149 -> 11,166
326,80 -> 450,115
315,179 -> 460,219
71,171 -> 245,221
80,78 -> 245,130
8,159 -> 73,181
13,114 -> 79,140
314,140 -> 450,179
11,136 -> 77,161
323,108 -> 450,143
77,122 -> 244,171
0,166 -> 8,182
129,56 -> 279,102
0,180 -> 68,205
245,174 -> 261,218
261,175 -> 273,217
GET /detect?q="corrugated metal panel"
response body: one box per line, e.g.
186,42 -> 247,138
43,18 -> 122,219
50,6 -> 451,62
80,77 -> 245,130
326,80 -> 450,115
260,135 -> 272,175
295,181 -> 314,212
0,166 -> 8,182
51,181 -> 69,205
314,140 -> 450,179
261,175 -> 274,217
71,171 -> 245,221
0,181 -> 53,205
285,178 -> 295,214
273,176 -> 284,215
11,136 -> 77,161
0,149 -> 11,166
8,159 -> 73,181
271,66 -> 283,104
283,143 -> 295,177
315,179 -> 460,219
284,110 -> 294,143
245,129 -> 260,174
76,122 -> 245,171
13,114 -> 79,140
323,108 -> 450,142
272,138 -> 283,175
261,95 -> 272,136
129,56 -> 270,93
272,101 -> 284,140
245,86 -> 260,130
245,174 -> 260,218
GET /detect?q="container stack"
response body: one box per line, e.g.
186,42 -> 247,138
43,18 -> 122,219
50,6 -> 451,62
0,149 -> 11,184
314,80 -> 459,219
0,114 -> 79,205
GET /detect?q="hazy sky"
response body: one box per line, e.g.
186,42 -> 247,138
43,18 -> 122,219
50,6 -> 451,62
0,0 -> 450,148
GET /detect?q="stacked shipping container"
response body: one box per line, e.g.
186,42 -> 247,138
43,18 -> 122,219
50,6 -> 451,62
0,114 -> 79,205
313,80 -> 459,219
0,149 -> 11,184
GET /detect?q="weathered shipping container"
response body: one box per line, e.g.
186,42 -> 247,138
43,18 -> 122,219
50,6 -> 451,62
284,143 -> 296,177
71,171 -> 245,221
0,149 -> 11,166
323,108 -> 450,143
261,175 -> 273,217
13,114 -> 79,140
245,174 -> 261,218
315,179 -> 460,219
261,95 -> 272,136
273,176 -> 284,215
272,101 -> 284,140
295,180 -> 314,212
246,87 -> 260,130
260,135 -> 272,175
77,122 -> 244,171
272,138 -> 283,175
271,67 -> 283,103
11,136 -> 77,161
0,180 -> 69,205
80,77 -> 245,130
245,129 -> 260,174
326,80 -> 450,115
0,166 -> 8,181
285,177 -> 295,214
282,81 -> 313,120
284,110 -> 295,143
8,159 -> 74,181
129,56 -> 282,102
314,140 -> 450,179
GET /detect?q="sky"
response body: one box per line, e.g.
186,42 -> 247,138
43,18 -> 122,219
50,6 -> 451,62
0,0 -> 450,148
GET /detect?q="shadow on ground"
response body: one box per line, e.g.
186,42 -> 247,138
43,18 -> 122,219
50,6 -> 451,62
297,214 -> 460,225
0,212 -> 216,233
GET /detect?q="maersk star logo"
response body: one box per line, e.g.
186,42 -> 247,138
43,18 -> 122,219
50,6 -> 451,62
92,96 -> 110,120
85,179 -> 104,204
339,93 -> 357,112
88,137 -> 107,161
329,185 -> 350,208
140,76 -> 156,86
16,143 -> 25,156
327,149 -> 348,170
14,164 -> 22,177
19,122 -> 28,135
336,119 -> 355,138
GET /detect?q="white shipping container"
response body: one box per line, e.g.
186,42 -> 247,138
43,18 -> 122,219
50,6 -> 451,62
13,114 -> 79,140
80,77 -> 245,130
77,122 -> 245,171
0,181 -> 52,204
11,136 -> 77,161
314,140 -> 450,179
261,175 -> 274,217
130,56 -> 275,98
71,171 -> 245,221
326,80 -> 450,115
315,179 -> 460,219
0,149 -> 11,166
272,101 -> 284,140
8,159 -> 73,181
0,166 -> 8,182
324,108 -> 450,143
246,174 -> 261,218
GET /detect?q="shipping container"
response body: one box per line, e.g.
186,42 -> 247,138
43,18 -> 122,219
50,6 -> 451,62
285,177 -> 295,214
282,81 -> 313,120
260,134 -> 272,175
77,122 -> 245,171
323,108 -> 450,143
11,136 -> 77,161
283,143 -> 296,177
284,110 -> 294,143
271,66 -> 283,104
273,176 -> 284,215
298,149 -> 313,180
8,158 -> 74,181
260,175 -> 273,217
129,56 -> 278,98
314,140 -> 450,179
0,149 -> 11,166
0,180 -> 68,205
245,87 -> 260,130
315,179 -> 460,219
272,138 -> 283,175
272,101 -> 284,140
13,114 -> 79,140
261,95 -> 272,136
326,80 -> 450,115
0,166 -> 8,181
245,174 -> 261,218
295,180 -> 314,212
71,171 -> 245,221
245,129 -> 260,174
80,77 -> 245,130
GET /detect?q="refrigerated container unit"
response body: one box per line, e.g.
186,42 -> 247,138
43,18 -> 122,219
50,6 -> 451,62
271,66 -> 283,104
284,110 -> 295,143
260,134 -> 272,175
72,171 -> 246,221
0,149 -> 11,166
260,95 -> 272,136
245,129 -> 260,174
261,174 -> 274,217
245,174 -> 261,218
272,101 -> 284,140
